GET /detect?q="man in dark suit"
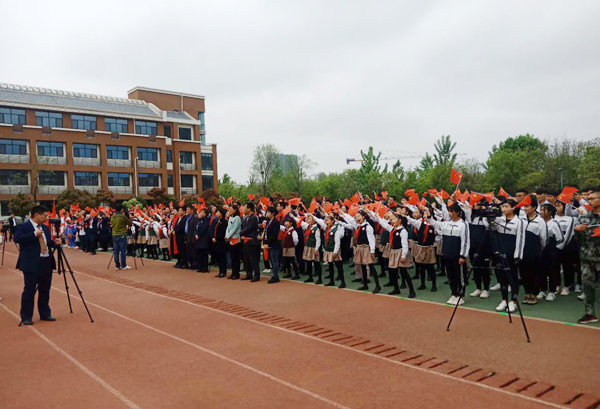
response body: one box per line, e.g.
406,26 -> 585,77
173,207 -> 188,269
15,205 -> 62,325
8,213 -> 17,242
184,205 -> 198,270
194,209 -> 211,273
263,206 -> 281,284
240,202 -> 261,282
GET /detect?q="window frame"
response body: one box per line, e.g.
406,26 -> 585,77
201,152 -> 213,171
0,139 -> 27,155
107,172 -> 131,187
106,145 -> 129,160
105,117 -> 128,133
135,121 -> 157,136
38,171 -> 66,186
73,143 -> 98,158
35,111 -> 63,128
138,173 -> 160,187
71,114 -> 97,130
74,171 -> 99,187
0,107 -> 26,125
37,141 -> 64,157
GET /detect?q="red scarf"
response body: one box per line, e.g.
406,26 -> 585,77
326,225 -> 332,246
171,215 -> 179,255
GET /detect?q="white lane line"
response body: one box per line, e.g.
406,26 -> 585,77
0,303 -> 141,409
1,265 -> 569,409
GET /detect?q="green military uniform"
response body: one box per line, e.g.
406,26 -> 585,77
575,210 -> 600,316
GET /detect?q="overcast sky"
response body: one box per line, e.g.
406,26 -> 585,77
1,0 -> 599,182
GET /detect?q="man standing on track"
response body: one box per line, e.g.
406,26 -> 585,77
15,205 -> 62,326
110,204 -> 132,271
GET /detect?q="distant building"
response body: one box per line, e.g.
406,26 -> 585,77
277,154 -> 298,173
0,83 -> 218,215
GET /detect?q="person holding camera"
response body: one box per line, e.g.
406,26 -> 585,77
14,205 -> 62,325
110,204 -> 132,270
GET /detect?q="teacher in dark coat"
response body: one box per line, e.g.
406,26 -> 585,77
15,205 -> 62,325
211,208 -> 229,278
194,208 -> 211,273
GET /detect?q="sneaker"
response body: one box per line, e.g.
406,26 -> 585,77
577,314 -> 598,324
574,284 -> 582,293
546,292 -> 556,302
455,298 -> 465,306
537,291 -> 546,300
508,301 -> 517,313
263,269 -> 271,274
560,287 -> 570,296
577,293 -> 585,301
446,296 -> 457,305
122,266 -> 132,270
115,267 -> 121,270
480,290 -> 490,299
490,283 -> 501,291
470,289 -> 482,297
496,300 -> 508,312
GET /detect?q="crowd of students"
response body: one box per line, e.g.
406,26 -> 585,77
37,185 -> 600,326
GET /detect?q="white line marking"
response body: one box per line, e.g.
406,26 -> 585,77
1,265 -> 569,409
0,303 -> 141,409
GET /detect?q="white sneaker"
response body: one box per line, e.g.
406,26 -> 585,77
490,283 -> 501,291
480,290 -> 490,299
537,291 -> 547,300
470,289 -> 483,297
546,292 -> 556,302
456,298 -> 465,306
496,300 -> 508,312
263,269 -> 271,274
508,301 -> 517,313
122,266 -> 132,270
447,296 -> 457,305
574,284 -> 582,293
577,293 -> 585,300
560,287 -> 569,296
115,267 -> 121,270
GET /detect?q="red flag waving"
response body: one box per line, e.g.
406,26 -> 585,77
440,189 -> 450,200
381,191 -> 388,199
377,204 -> 389,218
592,226 -> 600,238
288,197 -> 301,207
404,188 -> 415,197
179,198 -> 185,207
450,168 -> 463,185
248,194 -> 255,201
323,202 -> 333,213
470,192 -> 484,204
51,199 -> 57,218
351,193 -> 361,204
343,198 -> 353,208
514,195 -> 532,209
347,205 -> 359,217
419,197 -> 428,207
308,199 -> 318,213
408,193 -> 419,205
557,186 -> 579,203
260,197 -> 271,207
498,187 -> 510,199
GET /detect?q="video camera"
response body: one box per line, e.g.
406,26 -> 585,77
474,201 -> 502,219
48,218 -> 62,228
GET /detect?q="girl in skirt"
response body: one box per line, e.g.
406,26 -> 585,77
312,213 -> 347,288
291,214 -> 323,284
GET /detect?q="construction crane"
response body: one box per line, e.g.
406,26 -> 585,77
346,152 -> 466,164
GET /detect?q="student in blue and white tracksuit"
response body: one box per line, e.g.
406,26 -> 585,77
554,200 -> 577,295
520,195 -> 548,305
538,203 -> 564,301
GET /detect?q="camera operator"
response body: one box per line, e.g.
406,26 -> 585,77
111,204 -> 132,270
14,205 -> 62,325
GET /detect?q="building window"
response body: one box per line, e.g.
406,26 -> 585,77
180,151 -> 193,164
0,107 -> 26,125
73,143 -> 98,158
167,174 -> 173,188
138,173 -> 160,187
166,150 -> 173,163
202,175 -> 214,191
137,147 -> 158,161
74,171 -> 99,186
198,112 -> 205,132
105,118 -> 128,133
0,170 -> 28,185
35,111 -> 63,128
178,127 -> 192,140
71,115 -> 97,130
106,145 -> 129,160
39,171 -> 65,186
108,172 -> 130,186
201,153 -> 213,171
0,139 -> 27,155
135,121 -> 157,135
37,141 -> 64,157
181,174 -> 194,188
164,125 -> 171,138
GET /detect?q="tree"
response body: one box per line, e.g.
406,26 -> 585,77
123,197 -> 146,209
57,189 -> 98,211
95,188 -> 115,206
579,145 -> 600,187
250,144 -> 280,196
433,135 -> 457,166
282,154 -> 316,194
359,147 -> 382,175
456,159 -> 488,192
417,153 -> 435,174
9,193 -> 35,218
201,189 -> 224,207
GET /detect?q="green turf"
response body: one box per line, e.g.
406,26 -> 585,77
97,249 -> 599,328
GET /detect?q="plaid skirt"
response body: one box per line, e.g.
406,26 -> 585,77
283,247 -> 295,258
147,236 -> 158,246
323,251 -> 341,263
413,245 -> 436,265
302,246 -> 320,261
354,244 -> 374,265
388,248 -> 414,268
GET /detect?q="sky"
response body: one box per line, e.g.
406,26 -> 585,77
1,0 -> 599,183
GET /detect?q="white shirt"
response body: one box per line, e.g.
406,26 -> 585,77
30,220 -> 50,257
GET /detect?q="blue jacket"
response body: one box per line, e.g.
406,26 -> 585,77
15,221 -> 57,273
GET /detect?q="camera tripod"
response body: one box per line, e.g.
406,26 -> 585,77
446,218 -> 531,343
106,246 -> 143,270
56,246 -> 94,323
1,235 -> 5,266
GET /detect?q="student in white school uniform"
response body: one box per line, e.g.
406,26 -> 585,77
520,195 -> 548,305
554,200 -> 577,295
340,210 -> 382,294
311,213 -> 347,288
279,218 -> 300,280
290,214 -> 323,284
538,203 -> 564,301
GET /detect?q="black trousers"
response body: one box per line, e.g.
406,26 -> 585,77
470,249 -> 491,291
243,244 -> 261,279
520,259 -> 539,295
196,248 -> 209,272
230,243 -> 241,277
493,254 -> 520,300
9,228 -> 15,241
444,257 -> 462,296
175,235 -> 187,266
87,235 -> 97,254
295,244 -> 305,275
20,257 -> 53,321
216,251 -> 227,275
186,241 -> 196,269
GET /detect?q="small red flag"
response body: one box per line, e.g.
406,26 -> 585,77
351,193 -> 361,204
323,202 -> 333,213
288,197 -> 301,207
592,226 -> 600,238
347,205 -> 359,217
248,194 -> 255,200
440,189 -> 450,200
408,194 -> 419,205
514,195 -> 532,209
404,188 -> 415,197
343,198 -> 353,208
419,198 -> 428,207
557,186 -> 578,203
450,168 -> 463,185
498,187 -> 510,199
260,197 -> 271,207
179,199 -> 185,207
377,203 -> 389,218
308,199 -> 318,213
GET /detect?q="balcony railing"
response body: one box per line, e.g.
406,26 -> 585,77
108,186 -> 133,194
75,186 -> 101,194
38,186 -> 68,194
180,187 -> 197,195
0,154 -> 30,164
179,163 -> 197,171
138,186 -> 160,194
0,185 -> 32,194
73,157 -> 101,166
137,160 -> 161,169
107,158 -> 132,167
37,155 -> 67,165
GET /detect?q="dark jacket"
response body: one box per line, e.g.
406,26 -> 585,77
184,214 -> 198,243
194,216 -> 210,250
98,216 -> 111,241
212,218 -> 229,253
264,218 -> 281,248
15,221 -> 57,273
240,213 -> 260,246
174,215 -> 186,237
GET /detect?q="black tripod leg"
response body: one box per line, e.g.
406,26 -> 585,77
107,254 -> 113,270
59,251 -> 73,313
447,260 -> 476,331
513,299 -> 531,343
1,239 -> 6,266
60,250 -> 94,323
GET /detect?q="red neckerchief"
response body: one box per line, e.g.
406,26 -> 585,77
326,225 -> 333,246
213,218 -> 220,239
355,223 -> 364,242
304,224 -> 313,242
389,227 -> 397,244
414,218 -> 429,243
